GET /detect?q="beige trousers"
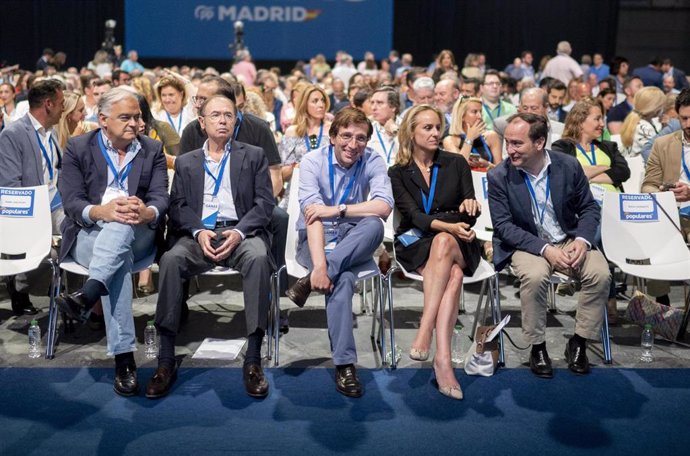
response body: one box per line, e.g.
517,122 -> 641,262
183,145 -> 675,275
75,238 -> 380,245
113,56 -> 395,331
511,240 -> 610,345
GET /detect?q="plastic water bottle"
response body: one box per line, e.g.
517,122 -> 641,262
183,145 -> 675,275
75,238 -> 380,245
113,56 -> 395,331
640,324 -> 654,363
28,319 -> 41,359
451,324 -> 464,365
384,345 -> 402,365
144,320 -> 158,359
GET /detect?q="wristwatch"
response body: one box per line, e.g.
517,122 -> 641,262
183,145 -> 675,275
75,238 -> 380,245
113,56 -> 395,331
338,204 -> 347,219
463,138 -> 474,147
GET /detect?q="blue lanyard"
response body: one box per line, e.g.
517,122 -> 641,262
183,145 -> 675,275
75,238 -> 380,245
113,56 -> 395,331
304,123 -> 323,152
483,103 -> 500,122
375,126 -> 395,163
166,109 -> 183,134
523,172 -> 551,226
462,134 -> 493,163
420,165 -> 439,215
98,133 -> 133,191
328,145 -> 363,205
35,130 -> 58,181
203,147 -> 231,197
233,111 -> 243,140
576,143 -> 597,166
682,145 -> 690,181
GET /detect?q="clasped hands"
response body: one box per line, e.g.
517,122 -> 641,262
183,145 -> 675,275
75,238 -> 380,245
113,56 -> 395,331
543,239 -> 588,271
197,229 -> 242,262
94,196 -> 155,225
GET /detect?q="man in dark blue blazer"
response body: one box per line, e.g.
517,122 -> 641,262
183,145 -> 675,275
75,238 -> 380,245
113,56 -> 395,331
632,59 -> 663,88
56,87 -> 169,397
150,95 -> 275,400
487,113 -> 609,379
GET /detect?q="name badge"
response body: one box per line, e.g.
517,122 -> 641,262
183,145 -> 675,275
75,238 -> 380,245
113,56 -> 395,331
49,187 -> 62,212
590,184 -> 606,206
323,222 -> 339,254
101,186 -> 128,206
398,228 -> 423,247
680,202 -> 690,219
202,194 -> 220,229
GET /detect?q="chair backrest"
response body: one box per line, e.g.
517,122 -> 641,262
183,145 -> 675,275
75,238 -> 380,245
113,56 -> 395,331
602,191 -> 690,280
0,185 -> 52,276
622,155 -> 645,193
471,170 -> 493,241
285,167 -> 309,278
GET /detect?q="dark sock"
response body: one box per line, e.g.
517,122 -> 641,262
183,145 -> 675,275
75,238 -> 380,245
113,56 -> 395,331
158,328 -> 176,370
656,294 -> 670,306
115,352 -> 135,369
82,279 -> 108,308
571,334 -> 587,345
531,342 -> 546,354
244,329 -> 265,366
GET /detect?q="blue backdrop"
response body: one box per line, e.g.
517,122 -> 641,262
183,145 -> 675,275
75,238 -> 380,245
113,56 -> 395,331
124,0 -> 393,61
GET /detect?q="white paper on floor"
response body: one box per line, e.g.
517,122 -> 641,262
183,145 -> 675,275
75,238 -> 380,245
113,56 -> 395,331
192,338 -> 246,360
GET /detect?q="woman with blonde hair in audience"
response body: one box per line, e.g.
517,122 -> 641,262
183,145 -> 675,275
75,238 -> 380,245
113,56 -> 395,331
87,50 -> 112,78
551,97 -> 630,323
620,86 -> 665,158
56,91 -> 87,149
245,88 -> 280,144
432,50 -> 458,83
0,82 -> 20,128
280,79 -> 310,133
131,76 -> 154,106
389,104 -> 481,400
279,84 -> 331,208
442,97 -> 501,170
151,74 -> 196,136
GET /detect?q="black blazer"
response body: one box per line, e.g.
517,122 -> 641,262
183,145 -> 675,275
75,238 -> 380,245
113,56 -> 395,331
550,138 -> 630,190
58,130 -> 169,262
166,139 -> 274,248
388,149 -> 477,234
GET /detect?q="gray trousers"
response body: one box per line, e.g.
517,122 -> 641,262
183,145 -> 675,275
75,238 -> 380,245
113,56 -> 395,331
155,231 -> 274,335
296,216 -> 384,365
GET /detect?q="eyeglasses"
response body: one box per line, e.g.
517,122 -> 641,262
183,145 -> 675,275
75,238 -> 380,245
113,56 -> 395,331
204,111 -> 235,122
192,95 -> 208,105
338,133 -> 368,145
483,81 -> 502,87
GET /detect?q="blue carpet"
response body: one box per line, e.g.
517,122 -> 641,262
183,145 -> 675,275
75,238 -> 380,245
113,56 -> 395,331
1,367 -> 689,455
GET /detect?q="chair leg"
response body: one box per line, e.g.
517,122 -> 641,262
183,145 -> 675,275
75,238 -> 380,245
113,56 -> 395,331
369,285 -> 379,340
489,274 -> 505,366
386,267 -> 398,369
272,266 -> 285,367
45,259 -> 61,359
376,275 -> 388,366
459,283 -> 465,314
470,280 -> 488,341
601,303 -> 613,364
548,283 -> 557,313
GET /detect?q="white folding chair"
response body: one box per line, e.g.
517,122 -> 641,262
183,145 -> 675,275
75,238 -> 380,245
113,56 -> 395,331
284,168 -> 395,366
602,191 -> 690,339
389,209 -> 505,366
471,171 -> 493,242
622,155 -> 645,193
0,185 -> 59,359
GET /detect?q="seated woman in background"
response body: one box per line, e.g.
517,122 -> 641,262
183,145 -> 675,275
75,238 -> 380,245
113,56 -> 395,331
0,82 -> 21,129
551,97 -> 630,324
279,84 -> 331,208
620,86 -> 665,160
56,91 -> 87,149
151,74 -> 196,137
442,97 -> 501,171
389,105 -> 481,400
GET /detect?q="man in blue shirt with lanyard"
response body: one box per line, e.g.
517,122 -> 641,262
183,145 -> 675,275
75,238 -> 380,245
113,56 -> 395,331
0,79 -> 65,316
151,95 -> 275,399
286,108 -> 394,397
481,70 -> 516,131
488,113 -> 609,379
56,87 -> 169,397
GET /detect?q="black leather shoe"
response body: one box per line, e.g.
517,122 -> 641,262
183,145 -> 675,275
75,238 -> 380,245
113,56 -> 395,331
286,275 -> 311,308
10,290 -> 38,316
335,364 -> 363,398
88,312 -> 105,331
243,363 -> 269,398
146,365 -> 177,399
565,337 -> 590,375
529,346 -> 553,379
56,291 -> 89,322
114,364 -> 139,397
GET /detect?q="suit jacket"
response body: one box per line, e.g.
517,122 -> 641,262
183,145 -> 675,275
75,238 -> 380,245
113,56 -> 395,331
388,149 -> 476,234
494,115 -> 564,150
632,65 -> 663,88
487,151 -> 600,271
671,68 -> 689,90
166,139 -> 274,248
0,113 -> 61,187
57,130 -> 169,261
642,130 -> 684,193
551,138 -> 630,190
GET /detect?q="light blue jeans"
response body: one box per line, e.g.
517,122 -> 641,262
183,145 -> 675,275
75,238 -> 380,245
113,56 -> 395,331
72,221 -> 156,356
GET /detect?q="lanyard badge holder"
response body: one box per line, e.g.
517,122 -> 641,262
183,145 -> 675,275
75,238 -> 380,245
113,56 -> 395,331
99,134 -> 132,205
202,151 -> 230,229
35,131 -> 63,212
325,145 -> 363,253
399,165 -> 439,247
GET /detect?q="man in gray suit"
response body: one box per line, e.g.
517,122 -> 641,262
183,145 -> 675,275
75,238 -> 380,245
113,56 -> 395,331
149,95 -> 275,399
0,79 -> 65,315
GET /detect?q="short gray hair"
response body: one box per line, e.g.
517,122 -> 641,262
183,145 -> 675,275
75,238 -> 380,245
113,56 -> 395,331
413,76 -> 435,92
97,86 -> 139,116
556,41 -> 572,55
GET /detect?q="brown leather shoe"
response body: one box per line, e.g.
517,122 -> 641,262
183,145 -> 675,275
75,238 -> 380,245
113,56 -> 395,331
335,364 -> 363,398
146,365 -> 177,399
243,363 -> 269,398
286,275 -> 311,308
